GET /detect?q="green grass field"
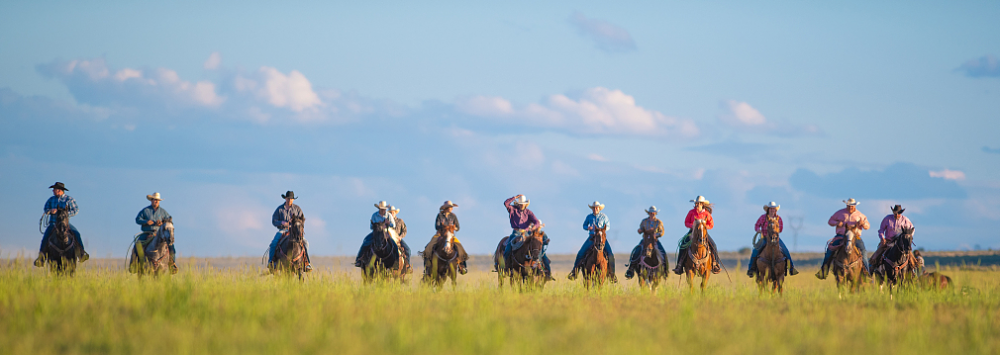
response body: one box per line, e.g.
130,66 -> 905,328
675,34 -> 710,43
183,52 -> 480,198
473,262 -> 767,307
1,255 -> 998,355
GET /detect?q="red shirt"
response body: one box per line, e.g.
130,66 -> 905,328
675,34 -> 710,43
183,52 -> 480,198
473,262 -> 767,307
684,209 -> 714,229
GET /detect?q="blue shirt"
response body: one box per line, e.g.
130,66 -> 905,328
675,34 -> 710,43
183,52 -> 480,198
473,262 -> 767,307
44,194 -> 79,224
272,203 -> 304,230
583,213 -> 610,235
371,211 -> 396,230
136,206 -> 172,232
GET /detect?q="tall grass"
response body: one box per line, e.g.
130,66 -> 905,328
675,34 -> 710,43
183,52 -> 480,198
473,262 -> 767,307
1,258 -> 997,354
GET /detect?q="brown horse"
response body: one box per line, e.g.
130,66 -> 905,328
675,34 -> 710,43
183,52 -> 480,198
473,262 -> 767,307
270,215 -> 307,280
40,207 -> 78,276
754,216 -> 786,294
682,219 -> 713,292
129,217 -> 174,277
832,225 -> 866,294
635,230 -> 668,292
581,226 -> 609,289
493,229 -> 547,291
422,225 -> 460,289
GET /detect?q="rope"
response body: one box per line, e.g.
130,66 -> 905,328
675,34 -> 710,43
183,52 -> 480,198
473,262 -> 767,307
39,213 -> 49,234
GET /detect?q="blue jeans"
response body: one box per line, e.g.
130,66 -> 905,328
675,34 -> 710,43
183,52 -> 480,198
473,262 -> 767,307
749,239 -> 794,270
572,236 -> 615,274
40,224 -> 84,253
503,231 -> 552,275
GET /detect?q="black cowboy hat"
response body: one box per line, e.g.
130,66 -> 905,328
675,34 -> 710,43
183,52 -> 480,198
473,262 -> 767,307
281,191 -> 297,199
891,205 -> 905,214
48,182 -> 68,191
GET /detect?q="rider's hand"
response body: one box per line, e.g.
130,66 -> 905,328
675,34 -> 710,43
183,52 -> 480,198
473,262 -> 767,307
155,220 -> 163,226
837,221 -> 844,227
281,222 -> 289,228
48,209 -> 57,215
147,220 -> 155,226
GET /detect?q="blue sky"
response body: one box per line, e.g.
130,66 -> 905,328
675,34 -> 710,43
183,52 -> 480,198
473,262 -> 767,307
1,1 -> 998,257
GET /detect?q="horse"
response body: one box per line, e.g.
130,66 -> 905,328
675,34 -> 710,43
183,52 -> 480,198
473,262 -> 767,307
580,226 -> 609,289
129,217 -> 174,277
682,219 -> 713,292
873,227 -> 916,296
363,222 -> 406,284
831,224 -> 866,294
493,229 -> 548,291
40,207 -> 78,276
754,216 -> 786,294
422,225 -> 460,289
635,229 -> 668,292
270,215 -> 307,280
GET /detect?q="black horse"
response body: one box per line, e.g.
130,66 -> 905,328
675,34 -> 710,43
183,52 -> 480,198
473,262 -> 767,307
873,227 -> 916,295
634,231 -> 668,292
40,207 -> 78,275
422,226 -> 460,289
362,223 -> 406,283
270,215 -> 307,280
494,229 -> 548,291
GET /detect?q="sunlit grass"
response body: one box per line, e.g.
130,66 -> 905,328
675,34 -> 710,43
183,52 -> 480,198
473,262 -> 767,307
1,257 -> 997,354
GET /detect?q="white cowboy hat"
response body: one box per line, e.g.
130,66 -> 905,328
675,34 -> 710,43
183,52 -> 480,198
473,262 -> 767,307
440,200 -> 458,209
588,201 -> 605,209
764,201 -> 780,211
843,198 -> 860,206
390,205 -> 400,212
690,196 -> 710,204
645,206 -> 659,213
512,195 -> 530,205
146,192 -> 163,201
375,200 -> 390,209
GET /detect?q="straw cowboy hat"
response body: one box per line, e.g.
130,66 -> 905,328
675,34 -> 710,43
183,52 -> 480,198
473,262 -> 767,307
645,206 -> 659,213
48,182 -> 68,191
390,205 -> 400,213
440,200 -> 458,210
281,191 -> 297,199
588,201 -> 605,210
512,195 -> 529,205
690,196 -> 710,204
843,198 -> 860,206
763,201 -> 780,211
375,200 -> 390,209
891,204 -> 905,214
146,192 -> 163,201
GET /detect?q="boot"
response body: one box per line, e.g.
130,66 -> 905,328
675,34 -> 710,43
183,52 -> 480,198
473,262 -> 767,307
33,255 -> 44,267
712,262 -> 721,274
673,250 -> 686,275
79,251 -> 89,262
788,261 -> 799,276
746,262 -> 756,278
567,268 -> 578,280
815,258 -> 831,279
625,266 -> 635,279
305,262 -> 313,272
170,263 -> 179,274
609,273 -> 619,283
458,261 -> 468,275
545,272 -> 556,282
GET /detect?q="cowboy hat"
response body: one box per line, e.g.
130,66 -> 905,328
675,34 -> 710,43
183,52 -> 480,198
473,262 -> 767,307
763,201 -> 780,211
374,200 -> 390,209
281,191 -> 297,199
690,196 -> 710,204
645,205 -> 659,213
440,200 -> 458,210
512,195 -> 529,205
146,192 -> 163,201
48,182 -> 68,191
588,201 -> 605,209
843,198 -> 860,206
891,204 -> 905,214
390,205 -> 400,212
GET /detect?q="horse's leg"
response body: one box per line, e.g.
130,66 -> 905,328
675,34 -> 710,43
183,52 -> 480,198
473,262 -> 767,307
701,268 -> 710,292
686,269 -> 695,293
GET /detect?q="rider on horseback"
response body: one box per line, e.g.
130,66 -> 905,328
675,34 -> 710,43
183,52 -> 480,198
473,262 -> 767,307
135,192 -> 177,273
816,198 -> 870,279
34,182 -> 89,267
746,202 -> 798,277
625,206 -> 667,279
868,205 -> 914,270
354,201 -> 399,267
568,201 -> 617,282
673,196 -> 722,275
268,191 -> 311,272
502,195 -> 553,280
390,205 -> 413,273
422,201 -> 468,275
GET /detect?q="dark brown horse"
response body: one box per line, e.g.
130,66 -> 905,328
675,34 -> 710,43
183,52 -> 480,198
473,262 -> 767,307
635,230 -> 668,292
40,207 -> 78,276
832,225 -> 866,295
682,219 -> 713,292
754,216 -> 786,294
422,225 -> 460,288
129,217 -> 174,277
581,226 -> 609,289
363,221 -> 406,284
494,229 -> 547,291
873,227 -> 916,296
270,215 -> 307,280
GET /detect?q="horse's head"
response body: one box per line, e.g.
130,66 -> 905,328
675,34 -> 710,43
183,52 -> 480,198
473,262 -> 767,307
161,217 -> 175,245
897,227 -> 914,253
438,226 -> 456,254
54,207 -> 70,228
521,230 -> 546,269
594,226 -> 607,252
766,216 -> 781,243
289,215 -> 305,242
692,219 -> 708,244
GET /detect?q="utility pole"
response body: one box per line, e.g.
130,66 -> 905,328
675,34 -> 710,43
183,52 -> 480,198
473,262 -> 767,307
788,216 -> 804,252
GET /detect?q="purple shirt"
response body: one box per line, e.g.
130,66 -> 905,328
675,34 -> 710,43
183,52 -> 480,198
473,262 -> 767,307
504,196 -> 540,230
878,214 -> 913,242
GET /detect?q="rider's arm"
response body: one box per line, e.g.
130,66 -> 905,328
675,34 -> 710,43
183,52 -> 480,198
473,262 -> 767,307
705,214 -> 714,229
600,214 -> 610,230
877,216 -> 889,241
860,216 -> 870,230
776,216 -> 783,233
504,196 -> 516,213
684,209 -> 696,229
452,215 -> 460,232
65,196 -> 79,218
828,212 -> 842,227
136,208 -> 150,226
583,215 -> 593,231
272,207 -> 284,229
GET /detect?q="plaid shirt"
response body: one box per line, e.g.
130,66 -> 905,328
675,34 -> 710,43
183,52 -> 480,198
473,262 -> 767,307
638,217 -> 664,238
44,194 -> 79,224
272,203 -> 304,229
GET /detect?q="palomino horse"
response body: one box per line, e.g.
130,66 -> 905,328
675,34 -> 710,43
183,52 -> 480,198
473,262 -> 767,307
754,216 -> 786,294
270,215 -> 307,280
363,222 -> 406,284
682,219 -> 713,292
873,227 -> 916,296
832,225 -> 866,294
635,230 -> 668,292
581,226 -> 609,289
129,217 -> 174,277
40,207 -> 78,276
422,225 -> 460,289
494,229 -> 548,291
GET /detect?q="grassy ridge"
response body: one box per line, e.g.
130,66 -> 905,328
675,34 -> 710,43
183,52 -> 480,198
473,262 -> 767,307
1,259 -> 997,355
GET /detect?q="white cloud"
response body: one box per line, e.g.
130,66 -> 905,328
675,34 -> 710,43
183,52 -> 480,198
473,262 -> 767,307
587,153 -> 609,162
204,52 -> 222,70
234,67 -> 323,114
929,169 -> 966,181
721,100 -> 766,126
457,87 -> 699,139
718,100 -> 822,137
568,11 -> 637,53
